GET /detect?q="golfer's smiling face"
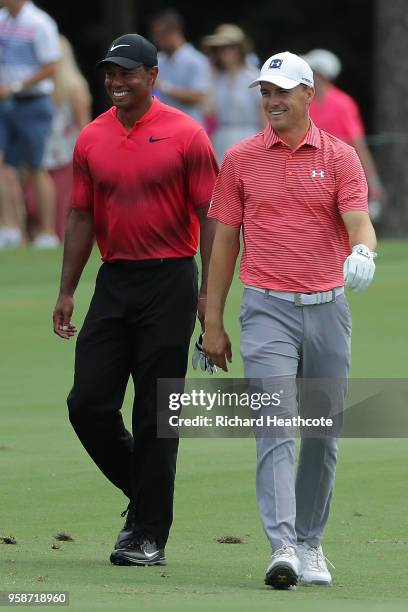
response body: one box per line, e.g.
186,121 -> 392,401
260,82 -> 314,133
104,64 -> 157,110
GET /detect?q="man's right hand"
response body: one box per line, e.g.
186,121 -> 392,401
343,243 -> 376,292
202,326 -> 232,372
53,294 -> 77,340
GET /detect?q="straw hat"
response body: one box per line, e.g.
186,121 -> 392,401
202,24 -> 250,52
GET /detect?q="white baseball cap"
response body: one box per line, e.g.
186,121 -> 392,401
248,51 -> 314,90
302,49 -> 342,80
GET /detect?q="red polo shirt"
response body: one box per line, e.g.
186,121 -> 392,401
208,121 -> 368,292
72,97 -> 218,261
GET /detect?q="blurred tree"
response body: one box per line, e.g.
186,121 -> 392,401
374,0 -> 408,234
101,0 -> 136,47
92,1 -> 137,115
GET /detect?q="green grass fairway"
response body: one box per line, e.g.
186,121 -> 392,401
1,240 -> 407,611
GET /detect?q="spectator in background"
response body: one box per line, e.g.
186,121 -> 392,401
0,0 -> 60,248
0,164 -> 26,246
27,35 -> 92,241
149,10 -> 210,124
303,49 -> 385,221
202,24 -> 264,164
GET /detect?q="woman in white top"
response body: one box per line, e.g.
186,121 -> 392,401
44,35 -> 91,168
202,24 -> 264,164
38,35 -> 92,240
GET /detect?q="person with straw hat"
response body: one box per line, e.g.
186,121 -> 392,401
202,24 -> 263,164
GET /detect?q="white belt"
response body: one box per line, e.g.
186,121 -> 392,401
244,285 -> 344,306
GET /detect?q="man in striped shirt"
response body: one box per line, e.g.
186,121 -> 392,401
203,52 -> 377,589
0,0 -> 60,247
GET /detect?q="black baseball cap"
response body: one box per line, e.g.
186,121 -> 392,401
98,33 -> 158,70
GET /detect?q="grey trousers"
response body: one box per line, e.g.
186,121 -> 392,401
240,288 -> 352,551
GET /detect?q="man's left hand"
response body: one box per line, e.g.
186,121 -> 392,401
192,333 -> 217,374
202,326 -> 232,372
343,243 -> 377,292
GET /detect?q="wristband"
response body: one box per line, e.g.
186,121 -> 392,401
352,243 -> 377,260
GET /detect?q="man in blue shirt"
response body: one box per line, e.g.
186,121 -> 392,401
150,10 -> 210,125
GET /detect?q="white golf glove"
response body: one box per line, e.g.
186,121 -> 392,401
192,333 -> 217,374
343,243 -> 377,292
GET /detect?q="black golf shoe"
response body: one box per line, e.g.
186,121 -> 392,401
110,537 -> 166,566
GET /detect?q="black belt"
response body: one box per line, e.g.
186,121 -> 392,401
106,257 -> 193,269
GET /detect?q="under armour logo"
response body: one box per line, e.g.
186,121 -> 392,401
269,59 -> 283,69
311,170 -> 325,178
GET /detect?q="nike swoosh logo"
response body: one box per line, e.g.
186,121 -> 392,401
144,550 -> 159,559
110,44 -> 131,51
149,136 -> 170,143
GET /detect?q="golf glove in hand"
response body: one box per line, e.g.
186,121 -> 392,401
192,334 -> 217,374
343,243 -> 377,292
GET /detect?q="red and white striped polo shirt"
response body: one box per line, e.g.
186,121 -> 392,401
208,121 -> 368,292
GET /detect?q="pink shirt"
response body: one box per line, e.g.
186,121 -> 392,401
208,121 -> 368,292
309,85 -> 365,144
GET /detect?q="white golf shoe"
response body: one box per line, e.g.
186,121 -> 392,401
297,542 -> 334,586
265,544 -> 299,589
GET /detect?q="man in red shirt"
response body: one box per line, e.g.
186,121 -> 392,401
304,48 -> 385,220
52,33 -> 218,567
203,52 -> 377,589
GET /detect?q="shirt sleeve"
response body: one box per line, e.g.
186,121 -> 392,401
72,137 -> 93,210
33,16 -> 60,64
335,144 -> 368,214
184,128 -> 219,209
207,152 -> 244,227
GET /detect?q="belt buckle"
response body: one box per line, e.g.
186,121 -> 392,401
315,290 -> 336,305
294,293 -> 303,307
295,289 -> 336,307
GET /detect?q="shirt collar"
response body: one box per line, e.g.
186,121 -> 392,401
111,96 -> 162,128
18,1 -> 31,18
6,0 -> 31,19
263,120 -> 321,151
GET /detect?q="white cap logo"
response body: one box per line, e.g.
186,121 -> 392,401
249,51 -> 314,90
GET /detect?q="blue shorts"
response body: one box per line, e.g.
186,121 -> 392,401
0,95 -> 54,169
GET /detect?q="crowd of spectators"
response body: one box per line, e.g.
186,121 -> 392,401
0,3 -> 383,249
0,0 -> 90,248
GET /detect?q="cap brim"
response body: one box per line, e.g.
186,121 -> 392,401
97,57 -> 144,70
202,34 -> 244,48
248,75 -> 300,89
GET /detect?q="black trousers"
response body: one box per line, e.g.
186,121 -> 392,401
67,258 -> 198,547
